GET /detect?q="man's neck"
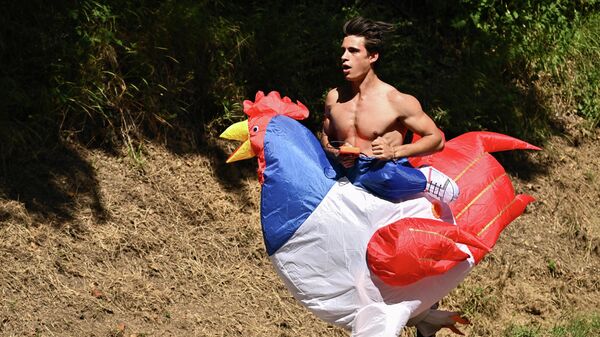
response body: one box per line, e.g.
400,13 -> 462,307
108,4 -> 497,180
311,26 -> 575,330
350,70 -> 379,97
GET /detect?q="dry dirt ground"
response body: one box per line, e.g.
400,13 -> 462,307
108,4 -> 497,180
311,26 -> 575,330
0,128 -> 599,337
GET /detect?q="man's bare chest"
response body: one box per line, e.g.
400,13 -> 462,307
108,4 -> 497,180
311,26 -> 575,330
330,101 -> 399,137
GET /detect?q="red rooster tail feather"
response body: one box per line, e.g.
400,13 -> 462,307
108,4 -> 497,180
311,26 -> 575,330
453,131 -> 541,153
407,131 -> 539,266
470,194 -> 536,263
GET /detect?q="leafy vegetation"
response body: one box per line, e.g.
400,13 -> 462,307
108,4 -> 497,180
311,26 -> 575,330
1,1 -> 598,156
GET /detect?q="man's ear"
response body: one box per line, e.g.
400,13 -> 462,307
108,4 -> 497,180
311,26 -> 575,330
368,52 -> 379,64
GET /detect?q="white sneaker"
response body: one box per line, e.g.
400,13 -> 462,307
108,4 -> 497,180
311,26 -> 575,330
419,166 -> 460,203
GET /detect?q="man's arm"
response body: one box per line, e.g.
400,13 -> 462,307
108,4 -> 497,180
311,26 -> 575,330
321,89 -> 340,158
371,130 -> 404,160
321,89 -> 358,168
375,93 -> 443,160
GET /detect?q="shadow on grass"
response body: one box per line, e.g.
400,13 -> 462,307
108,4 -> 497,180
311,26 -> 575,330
0,140 -> 108,227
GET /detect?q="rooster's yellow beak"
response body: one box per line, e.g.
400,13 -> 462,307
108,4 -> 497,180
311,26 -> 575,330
220,120 -> 256,163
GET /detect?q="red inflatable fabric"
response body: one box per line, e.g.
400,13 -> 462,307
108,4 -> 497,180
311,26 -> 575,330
367,218 -> 490,286
367,132 -> 540,285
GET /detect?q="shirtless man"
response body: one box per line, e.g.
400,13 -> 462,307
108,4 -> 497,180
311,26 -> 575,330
321,17 -> 459,203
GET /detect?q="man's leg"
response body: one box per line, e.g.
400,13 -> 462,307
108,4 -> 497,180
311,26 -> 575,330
352,158 -> 459,203
416,329 -> 432,337
418,166 -> 460,203
415,302 -> 439,337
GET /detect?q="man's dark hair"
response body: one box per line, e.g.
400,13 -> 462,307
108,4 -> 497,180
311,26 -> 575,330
343,17 -> 395,55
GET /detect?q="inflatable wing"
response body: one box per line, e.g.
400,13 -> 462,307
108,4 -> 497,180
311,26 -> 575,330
409,132 -> 540,263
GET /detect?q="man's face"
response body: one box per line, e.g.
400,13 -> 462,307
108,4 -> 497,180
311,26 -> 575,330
340,35 -> 378,81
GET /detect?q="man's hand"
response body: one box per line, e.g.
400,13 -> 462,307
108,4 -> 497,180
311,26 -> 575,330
372,137 -> 395,161
338,142 -> 358,168
323,141 -> 358,168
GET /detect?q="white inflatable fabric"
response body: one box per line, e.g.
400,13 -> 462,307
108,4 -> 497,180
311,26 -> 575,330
271,178 -> 474,336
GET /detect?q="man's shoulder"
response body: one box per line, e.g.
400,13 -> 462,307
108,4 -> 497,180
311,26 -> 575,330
384,87 -> 422,114
326,87 -> 339,98
381,84 -> 415,102
325,87 -> 341,105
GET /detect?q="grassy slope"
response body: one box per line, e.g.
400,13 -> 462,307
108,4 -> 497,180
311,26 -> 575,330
0,129 -> 599,337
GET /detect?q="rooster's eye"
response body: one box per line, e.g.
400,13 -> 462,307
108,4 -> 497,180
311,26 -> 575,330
252,125 -> 260,133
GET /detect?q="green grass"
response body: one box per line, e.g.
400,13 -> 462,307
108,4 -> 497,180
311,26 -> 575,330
551,315 -> 600,337
504,315 -> 600,337
505,325 -> 540,337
